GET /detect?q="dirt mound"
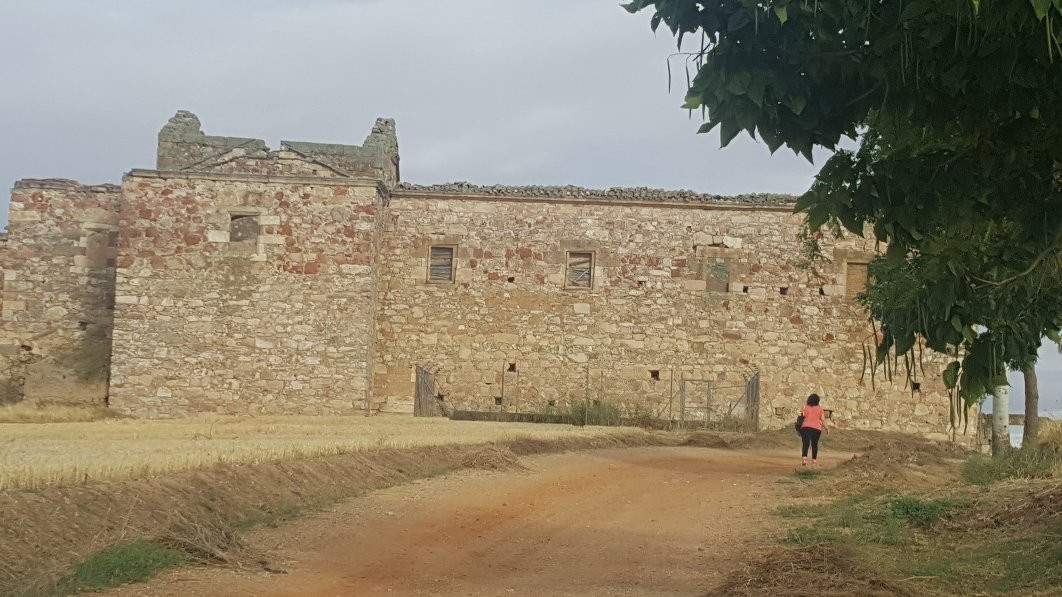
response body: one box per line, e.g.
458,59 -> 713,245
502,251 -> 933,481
942,479 -> 1062,531
794,434 -> 968,495
682,429 -> 799,450
460,446 -> 528,472
707,544 -> 916,597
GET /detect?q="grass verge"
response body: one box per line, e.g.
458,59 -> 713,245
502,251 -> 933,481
762,488 -> 1061,595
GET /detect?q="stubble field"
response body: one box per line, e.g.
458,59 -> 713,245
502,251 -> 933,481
0,410 -> 638,490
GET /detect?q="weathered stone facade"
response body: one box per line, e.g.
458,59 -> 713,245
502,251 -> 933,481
0,112 -> 956,439
0,180 -> 119,405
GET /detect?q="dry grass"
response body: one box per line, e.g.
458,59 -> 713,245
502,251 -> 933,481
0,414 -> 640,490
0,402 -> 116,424
1041,419 -> 1062,453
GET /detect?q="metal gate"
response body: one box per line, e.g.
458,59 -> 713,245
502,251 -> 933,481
413,365 -> 443,417
675,369 -> 760,430
745,370 -> 761,430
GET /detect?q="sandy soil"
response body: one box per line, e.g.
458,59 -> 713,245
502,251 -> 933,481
110,446 -> 841,596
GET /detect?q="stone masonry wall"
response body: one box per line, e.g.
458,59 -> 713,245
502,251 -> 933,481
0,180 -> 119,405
108,171 -> 384,417
375,190 -> 955,441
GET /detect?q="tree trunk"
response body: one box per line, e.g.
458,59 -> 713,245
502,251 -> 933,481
1022,365 -> 1040,448
992,385 -> 1011,457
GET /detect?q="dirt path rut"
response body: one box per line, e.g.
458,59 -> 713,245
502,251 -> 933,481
113,446 -> 834,596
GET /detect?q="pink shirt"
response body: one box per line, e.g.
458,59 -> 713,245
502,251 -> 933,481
801,405 -> 825,430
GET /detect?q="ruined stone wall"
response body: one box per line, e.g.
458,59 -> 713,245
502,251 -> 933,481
157,111 -> 400,186
375,189 -> 955,440
0,180 -> 119,405
107,171 -> 384,417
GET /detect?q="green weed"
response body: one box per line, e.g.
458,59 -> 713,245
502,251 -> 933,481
57,540 -> 187,594
888,495 -> 954,526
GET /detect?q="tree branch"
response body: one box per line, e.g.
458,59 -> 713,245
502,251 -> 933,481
972,227 -> 1062,287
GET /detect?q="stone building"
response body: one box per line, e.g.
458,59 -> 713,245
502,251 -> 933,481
0,112 -> 955,439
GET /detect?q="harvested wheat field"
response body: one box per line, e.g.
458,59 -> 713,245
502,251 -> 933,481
0,412 -> 637,490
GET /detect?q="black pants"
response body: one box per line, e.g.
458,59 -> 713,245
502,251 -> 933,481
800,427 -> 822,459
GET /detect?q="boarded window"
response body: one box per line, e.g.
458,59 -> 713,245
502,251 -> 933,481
428,246 -> 455,282
230,215 -> 259,243
846,263 -> 869,299
566,252 -> 593,288
706,261 -> 730,292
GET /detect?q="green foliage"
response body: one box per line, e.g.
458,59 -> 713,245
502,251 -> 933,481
961,449 -> 1060,484
781,493 -> 915,547
888,496 -> 954,526
770,488 -> 1061,594
58,540 -> 187,594
900,525 -> 1062,594
626,0 -> 1062,406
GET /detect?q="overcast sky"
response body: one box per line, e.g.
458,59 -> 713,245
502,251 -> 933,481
0,0 -> 1058,413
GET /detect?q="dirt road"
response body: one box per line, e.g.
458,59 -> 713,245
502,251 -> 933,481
114,446 -> 833,596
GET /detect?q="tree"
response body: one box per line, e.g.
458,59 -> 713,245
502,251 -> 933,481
624,0 -> 1062,412
1023,365 -> 1040,447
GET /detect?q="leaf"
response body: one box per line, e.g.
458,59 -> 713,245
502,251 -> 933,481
1046,329 -> 1061,345
697,121 -> 719,134
719,120 -> 742,147
1030,0 -> 1052,20
774,5 -> 788,24
943,361 -> 961,389
758,125 -> 784,153
788,94 -> 808,116
794,191 -> 818,212
950,315 -> 963,333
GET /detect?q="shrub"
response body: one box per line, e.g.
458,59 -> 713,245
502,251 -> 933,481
568,400 -> 621,426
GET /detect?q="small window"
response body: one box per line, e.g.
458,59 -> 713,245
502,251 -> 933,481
649,370 -> 660,381
428,246 -> 455,283
565,251 -> 593,288
846,262 -> 869,300
229,214 -> 259,243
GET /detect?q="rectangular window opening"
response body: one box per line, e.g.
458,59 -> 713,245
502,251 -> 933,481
649,370 -> 660,381
229,214 -> 260,243
507,363 -> 517,372
428,246 -> 456,283
566,251 -> 594,289
846,262 -> 869,300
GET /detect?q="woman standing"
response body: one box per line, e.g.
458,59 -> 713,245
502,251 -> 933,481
799,393 -> 829,466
